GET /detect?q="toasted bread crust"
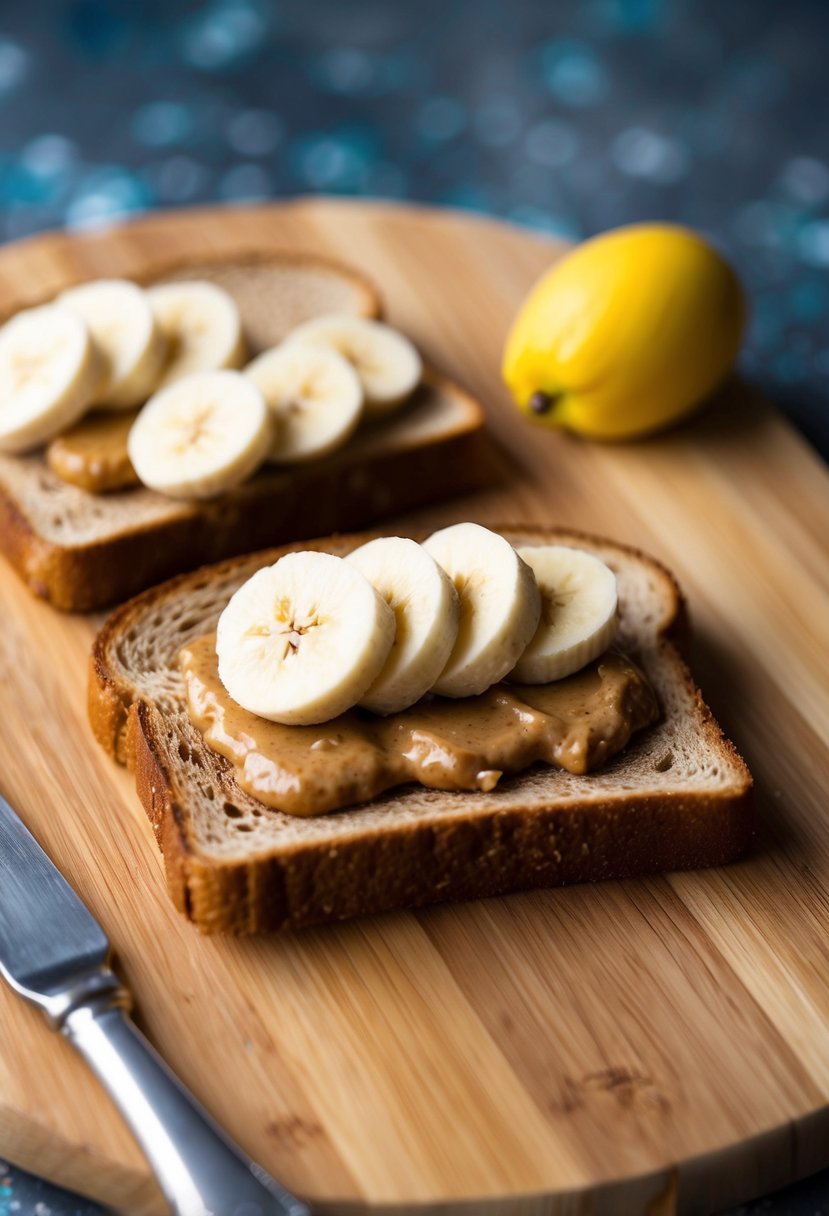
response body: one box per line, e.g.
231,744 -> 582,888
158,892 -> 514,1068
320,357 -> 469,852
128,702 -> 196,919
89,526 -> 753,932
0,480 -> 51,600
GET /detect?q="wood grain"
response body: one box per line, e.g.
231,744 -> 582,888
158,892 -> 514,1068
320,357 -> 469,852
0,199 -> 828,1216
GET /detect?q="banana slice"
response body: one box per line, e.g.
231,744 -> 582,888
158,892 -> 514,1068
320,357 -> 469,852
285,313 -> 421,415
347,536 -> 460,714
216,551 -> 395,724
148,281 -> 246,388
422,523 -> 542,698
511,546 -> 618,683
59,279 -> 167,409
245,343 -> 363,463
127,369 -> 272,499
0,305 -> 103,454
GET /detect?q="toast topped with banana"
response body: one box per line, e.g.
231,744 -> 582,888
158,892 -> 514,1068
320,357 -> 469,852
90,523 -> 753,934
0,252 -> 485,610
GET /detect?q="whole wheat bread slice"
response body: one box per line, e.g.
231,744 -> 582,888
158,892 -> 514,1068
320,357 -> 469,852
0,252 -> 485,610
89,525 -> 753,934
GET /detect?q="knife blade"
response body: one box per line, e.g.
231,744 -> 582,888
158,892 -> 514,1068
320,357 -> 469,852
0,789 -> 309,1216
0,792 -> 109,1011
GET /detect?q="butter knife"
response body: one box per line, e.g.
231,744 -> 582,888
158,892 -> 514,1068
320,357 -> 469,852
0,789 -> 309,1216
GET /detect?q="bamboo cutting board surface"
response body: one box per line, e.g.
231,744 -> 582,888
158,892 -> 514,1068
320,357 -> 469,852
0,200 -> 828,1216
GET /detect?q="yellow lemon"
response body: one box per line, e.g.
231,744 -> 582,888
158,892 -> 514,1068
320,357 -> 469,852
502,223 -> 746,440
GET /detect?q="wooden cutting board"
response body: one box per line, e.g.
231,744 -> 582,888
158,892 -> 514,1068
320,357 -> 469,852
1,199 -> 828,1216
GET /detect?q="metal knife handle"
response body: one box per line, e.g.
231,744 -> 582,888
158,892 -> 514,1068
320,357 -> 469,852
62,994 -> 309,1216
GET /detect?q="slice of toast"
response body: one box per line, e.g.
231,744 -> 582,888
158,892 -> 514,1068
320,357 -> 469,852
89,525 -> 754,934
0,252 -> 485,610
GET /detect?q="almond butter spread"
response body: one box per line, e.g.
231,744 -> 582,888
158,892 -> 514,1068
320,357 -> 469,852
180,633 -> 659,817
46,410 -> 139,493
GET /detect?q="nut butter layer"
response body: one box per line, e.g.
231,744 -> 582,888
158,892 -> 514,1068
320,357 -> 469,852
180,633 -> 659,817
47,409 -> 139,492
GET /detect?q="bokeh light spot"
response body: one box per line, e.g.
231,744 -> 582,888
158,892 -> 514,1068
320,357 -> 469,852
0,39 -> 27,92
132,102 -> 193,148
612,127 -> 690,184
540,40 -> 609,108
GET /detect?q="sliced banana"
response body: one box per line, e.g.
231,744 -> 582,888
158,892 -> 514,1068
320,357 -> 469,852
148,281 -> 246,389
422,523 -> 542,698
245,343 -> 363,463
347,536 -> 460,714
127,369 -> 272,500
285,313 -> 421,415
217,551 -> 395,724
0,305 -> 103,454
511,546 -> 618,683
59,278 -> 167,409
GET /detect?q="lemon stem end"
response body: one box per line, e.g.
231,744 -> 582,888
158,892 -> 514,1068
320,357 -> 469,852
528,390 -> 563,417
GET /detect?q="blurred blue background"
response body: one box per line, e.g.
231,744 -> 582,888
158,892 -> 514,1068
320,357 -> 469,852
2,1 -> 829,1212
0,0 -> 826,453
